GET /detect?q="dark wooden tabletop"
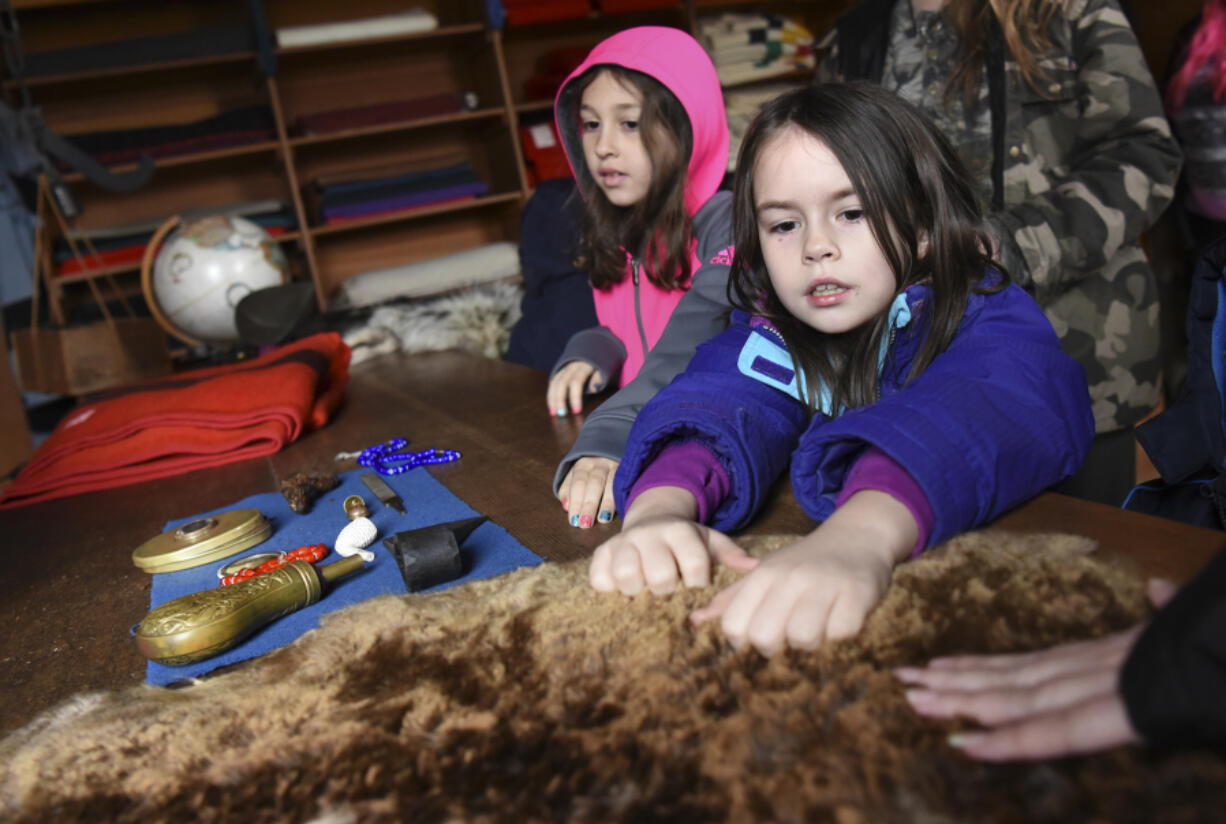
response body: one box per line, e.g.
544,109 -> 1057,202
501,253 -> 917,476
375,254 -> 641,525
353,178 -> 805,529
1,349 -> 1221,736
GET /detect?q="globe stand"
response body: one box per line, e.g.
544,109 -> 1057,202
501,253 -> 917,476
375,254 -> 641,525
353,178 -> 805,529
139,215 -> 208,349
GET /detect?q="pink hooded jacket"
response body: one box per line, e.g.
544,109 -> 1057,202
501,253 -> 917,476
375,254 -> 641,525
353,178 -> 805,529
552,26 -> 731,387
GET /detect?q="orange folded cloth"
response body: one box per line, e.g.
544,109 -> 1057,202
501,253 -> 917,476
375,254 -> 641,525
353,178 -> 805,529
0,333 -> 350,510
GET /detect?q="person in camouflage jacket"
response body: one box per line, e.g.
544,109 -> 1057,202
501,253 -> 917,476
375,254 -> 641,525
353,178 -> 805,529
815,0 -> 1183,505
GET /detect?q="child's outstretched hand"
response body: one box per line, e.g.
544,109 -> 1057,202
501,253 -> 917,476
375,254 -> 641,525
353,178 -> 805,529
589,486 -> 757,594
691,490 -> 917,656
547,361 -> 604,417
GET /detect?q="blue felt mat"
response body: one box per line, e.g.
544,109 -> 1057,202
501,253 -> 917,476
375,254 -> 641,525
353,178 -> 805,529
142,467 -> 543,685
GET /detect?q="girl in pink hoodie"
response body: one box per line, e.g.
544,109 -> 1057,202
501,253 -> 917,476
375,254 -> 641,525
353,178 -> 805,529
547,26 -> 736,530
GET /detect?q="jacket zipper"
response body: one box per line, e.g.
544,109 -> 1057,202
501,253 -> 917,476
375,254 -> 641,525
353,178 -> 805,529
876,325 -> 897,402
758,323 -> 786,346
632,259 -> 648,358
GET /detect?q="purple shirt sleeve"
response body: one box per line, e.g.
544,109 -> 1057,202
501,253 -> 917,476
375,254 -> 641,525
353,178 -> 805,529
835,446 -> 933,557
626,441 -> 730,524
628,441 -> 933,556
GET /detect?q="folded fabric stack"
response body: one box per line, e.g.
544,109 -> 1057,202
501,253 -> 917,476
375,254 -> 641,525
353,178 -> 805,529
499,0 -> 590,26
595,0 -> 677,11
310,159 -> 489,225
62,104 -> 276,170
21,23 -> 254,77
333,241 -> 520,309
0,333 -> 351,510
294,92 -> 471,137
54,201 -> 296,277
724,82 -> 806,172
275,8 -> 438,48
698,13 -> 816,88
520,45 -> 589,103
520,118 -> 570,185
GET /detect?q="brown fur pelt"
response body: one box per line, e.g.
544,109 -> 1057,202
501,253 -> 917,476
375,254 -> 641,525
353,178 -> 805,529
3,531 -> 1225,823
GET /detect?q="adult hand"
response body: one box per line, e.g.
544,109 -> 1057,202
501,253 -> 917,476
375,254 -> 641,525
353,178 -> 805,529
547,361 -> 603,417
558,456 -> 618,528
690,490 -> 914,657
893,578 -> 1177,761
589,486 -> 757,595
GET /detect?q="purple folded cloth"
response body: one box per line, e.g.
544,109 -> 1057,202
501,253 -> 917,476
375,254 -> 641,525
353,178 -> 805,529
321,181 -> 490,221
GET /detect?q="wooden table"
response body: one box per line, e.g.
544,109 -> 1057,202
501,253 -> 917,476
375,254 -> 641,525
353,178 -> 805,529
1,350 -> 1221,736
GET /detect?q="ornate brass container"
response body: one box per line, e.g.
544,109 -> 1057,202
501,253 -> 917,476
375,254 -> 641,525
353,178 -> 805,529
131,508 -> 272,573
134,556 -> 365,666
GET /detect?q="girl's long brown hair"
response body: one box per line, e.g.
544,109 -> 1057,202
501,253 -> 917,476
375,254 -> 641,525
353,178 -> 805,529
729,82 -> 1005,414
571,66 -> 695,291
944,0 -> 1064,105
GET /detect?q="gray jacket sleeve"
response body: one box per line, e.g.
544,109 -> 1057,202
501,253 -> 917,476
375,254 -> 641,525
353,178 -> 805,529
553,192 -> 735,492
548,326 -> 625,394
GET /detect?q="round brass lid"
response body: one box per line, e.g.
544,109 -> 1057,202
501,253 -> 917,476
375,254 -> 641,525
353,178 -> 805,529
132,508 -> 272,573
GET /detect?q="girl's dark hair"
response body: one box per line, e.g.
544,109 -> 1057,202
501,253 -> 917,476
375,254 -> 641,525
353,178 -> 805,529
729,81 -> 1004,413
571,66 -> 694,291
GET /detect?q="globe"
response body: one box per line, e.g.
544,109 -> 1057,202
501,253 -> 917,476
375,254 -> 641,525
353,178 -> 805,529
145,214 -> 290,345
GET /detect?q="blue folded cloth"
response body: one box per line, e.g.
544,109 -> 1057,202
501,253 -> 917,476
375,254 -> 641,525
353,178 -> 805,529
317,162 -> 478,201
141,466 -> 543,686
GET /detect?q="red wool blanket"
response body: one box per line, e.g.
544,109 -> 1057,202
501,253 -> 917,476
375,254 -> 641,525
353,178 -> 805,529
0,333 -> 350,509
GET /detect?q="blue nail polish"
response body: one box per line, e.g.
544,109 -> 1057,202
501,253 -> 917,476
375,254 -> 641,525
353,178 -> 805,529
556,408 -> 567,417
598,509 -> 612,523
570,514 -> 580,526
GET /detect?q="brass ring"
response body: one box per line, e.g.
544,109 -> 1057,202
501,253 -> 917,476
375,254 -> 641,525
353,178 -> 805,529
217,551 -> 285,578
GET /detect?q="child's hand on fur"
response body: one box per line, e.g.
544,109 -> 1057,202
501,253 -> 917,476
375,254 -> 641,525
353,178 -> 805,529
547,361 -> 604,417
589,486 -> 757,595
691,490 -> 917,656
559,456 -> 619,527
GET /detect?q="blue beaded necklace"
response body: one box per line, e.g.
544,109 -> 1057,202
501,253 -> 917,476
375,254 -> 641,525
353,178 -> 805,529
357,438 -> 462,476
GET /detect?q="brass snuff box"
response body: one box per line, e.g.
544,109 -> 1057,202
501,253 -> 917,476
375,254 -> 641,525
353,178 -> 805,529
131,508 -> 272,573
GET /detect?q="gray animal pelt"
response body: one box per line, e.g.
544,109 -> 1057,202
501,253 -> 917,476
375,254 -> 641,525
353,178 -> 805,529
343,280 -> 523,364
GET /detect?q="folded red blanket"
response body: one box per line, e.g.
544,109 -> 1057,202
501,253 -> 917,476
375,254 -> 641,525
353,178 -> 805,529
0,333 -> 350,510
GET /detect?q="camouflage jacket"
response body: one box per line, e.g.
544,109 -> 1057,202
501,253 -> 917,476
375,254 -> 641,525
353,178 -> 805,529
817,0 -> 1183,432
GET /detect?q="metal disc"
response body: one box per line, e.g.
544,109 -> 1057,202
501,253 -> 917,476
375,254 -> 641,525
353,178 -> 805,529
132,508 -> 272,573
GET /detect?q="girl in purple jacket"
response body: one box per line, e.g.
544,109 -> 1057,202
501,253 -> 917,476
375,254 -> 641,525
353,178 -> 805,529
591,83 -> 1094,656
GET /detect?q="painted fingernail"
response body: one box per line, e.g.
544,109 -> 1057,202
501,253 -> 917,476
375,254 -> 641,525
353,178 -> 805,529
579,515 -> 593,528
555,408 -> 567,417
597,509 -> 613,523
561,497 -> 568,508
570,514 -> 580,527
571,405 -> 582,415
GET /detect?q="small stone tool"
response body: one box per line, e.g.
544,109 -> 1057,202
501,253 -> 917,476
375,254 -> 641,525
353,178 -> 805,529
361,471 -> 406,514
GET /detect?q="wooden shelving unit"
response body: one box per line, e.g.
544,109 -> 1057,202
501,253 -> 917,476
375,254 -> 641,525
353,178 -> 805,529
2,0 -> 529,322
3,0 -> 851,329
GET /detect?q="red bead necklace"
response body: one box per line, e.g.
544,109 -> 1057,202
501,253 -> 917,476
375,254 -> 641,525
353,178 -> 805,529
219,544 -> 329,586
